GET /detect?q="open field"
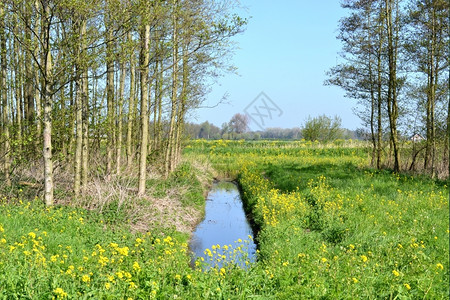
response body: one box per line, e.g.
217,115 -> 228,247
1,140 -> 448,299
185,139 -> 449,298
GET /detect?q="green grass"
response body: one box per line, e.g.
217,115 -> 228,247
187,139 -> 449,298
0,139 -> 448,298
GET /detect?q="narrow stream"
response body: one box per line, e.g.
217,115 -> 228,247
189,181 -> 256,268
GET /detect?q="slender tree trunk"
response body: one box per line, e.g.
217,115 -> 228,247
74,71 -> 82,196
165,2 -> 179,177
60,87 -> 67,157
376,9 -> 384,170
174,42 -> 189,166
138,24 -> 150,195
430,9 -> 437,178
367,11 -> 376,167
154,48 -> 163,152
67,72 -> 74,158
81,63 -> 89,188
74,19 -> 88,196
116,61 -> 125,174
385,0 -> 400,172
1,4 -> 10,186
24,7 -> 34,139
126,32 -> 136,168
42,1 -> 54,206
13,24 -> 23,155
106,19 -> 114,180
34,0 -> 41,152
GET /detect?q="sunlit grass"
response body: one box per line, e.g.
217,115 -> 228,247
1,139 -> 448,298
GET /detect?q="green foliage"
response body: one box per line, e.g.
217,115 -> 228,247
302,114 -> 344,142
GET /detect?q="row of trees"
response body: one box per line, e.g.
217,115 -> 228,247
326,0 -> 449,176
186,114 -> 352,141
0,0 -> 245,205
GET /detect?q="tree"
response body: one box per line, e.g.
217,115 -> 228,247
0,2 -> 10,186
0,0 -> 246,201
229,113 -> 249,135
301,115 -> 343,142
138,20 -> 150,195
326,0 -> 387,168
406,0 -> 449,177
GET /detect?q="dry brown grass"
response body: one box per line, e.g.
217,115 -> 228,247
2,153 -> 214,235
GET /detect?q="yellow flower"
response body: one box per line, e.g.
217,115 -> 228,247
360,255 -> 368,262
53,287 -> 68,298
392,270 -> 400,277
28,232 -> 36,239
98,255 -> 109,267
352,277 -> 358,283
436,263 -> 444,270
117,246 -> 129,256
105,282 -> 111,289
133,261 -> 141,272
404,283 -> 411,290
81,275 -> 90,283
321,257 -> 327,263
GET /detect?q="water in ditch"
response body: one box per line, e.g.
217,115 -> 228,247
189,181 -> 256,268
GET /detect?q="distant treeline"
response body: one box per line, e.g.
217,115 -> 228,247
185,121 -> 358,141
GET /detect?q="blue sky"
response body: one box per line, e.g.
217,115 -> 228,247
189,0 -> 361,131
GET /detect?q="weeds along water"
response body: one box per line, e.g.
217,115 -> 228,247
0,139 -> 448,299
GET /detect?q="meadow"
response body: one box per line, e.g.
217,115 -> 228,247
0,139 -> 448,299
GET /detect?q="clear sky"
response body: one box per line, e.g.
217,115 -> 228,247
189,0 -> 362,131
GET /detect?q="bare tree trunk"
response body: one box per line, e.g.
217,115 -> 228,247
42,1 -> 54,206
174,42 -> 189,166
153,48 -> 163,152
116,61 -> 125,174
33,1 -> 41,152
81,66 -> 89,188
0,4 -> 10,186
67,72 -> 74,158
23,7 -> 34,139
138,24 -> 150,195
106,19 -> 114,180
385,0 -> 400,172
165,1 -> 179,177
74,71 -> 82,196
74,19 -> 88,196
13,23 -> 23,155
368,37 -> 376,166
126,32 -> 136,168
376,6 -> 384,170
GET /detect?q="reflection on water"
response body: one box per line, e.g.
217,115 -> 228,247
189,181 -> 256,268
